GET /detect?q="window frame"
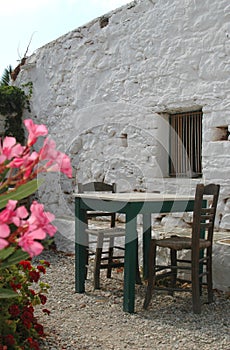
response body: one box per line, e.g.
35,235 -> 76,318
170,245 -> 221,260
169,110 -> 203,178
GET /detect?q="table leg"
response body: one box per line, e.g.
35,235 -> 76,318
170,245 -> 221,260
142,213 -> 152,280
123,209 -> 137,313
75,197 -> 87,293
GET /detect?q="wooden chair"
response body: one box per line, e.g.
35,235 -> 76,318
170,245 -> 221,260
143,183 -> 220,314
78,182 -> 141,289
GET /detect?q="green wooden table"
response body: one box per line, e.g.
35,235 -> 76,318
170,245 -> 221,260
74,192 -> 196,313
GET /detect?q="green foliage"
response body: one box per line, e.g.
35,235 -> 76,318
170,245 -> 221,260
0,65 -> 12,86
0,84 -> 32,144
0,247 -> 29,270
0,178 -> 43,209
0,85 -> 26,115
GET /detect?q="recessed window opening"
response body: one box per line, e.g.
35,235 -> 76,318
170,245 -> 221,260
169,110 -> 202,178
213,125 -> 230,141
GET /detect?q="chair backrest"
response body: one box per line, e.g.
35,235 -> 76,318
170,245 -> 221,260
192,183 -> 220,245
77,182 -> 116,227
78,182 -> 116,194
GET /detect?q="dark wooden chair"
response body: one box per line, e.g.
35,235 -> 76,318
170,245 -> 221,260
78,182 -> 141,289
143,183 -> 220,314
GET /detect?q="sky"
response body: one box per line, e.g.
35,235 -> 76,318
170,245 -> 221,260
0,0 -> 132,75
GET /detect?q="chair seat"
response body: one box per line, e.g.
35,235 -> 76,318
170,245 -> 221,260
85,227 -> 126,238
155,235 -> 211,250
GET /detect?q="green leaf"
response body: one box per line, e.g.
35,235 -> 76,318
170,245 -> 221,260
0,246 -> 15,261
0,178 -> 43,209
0,288 -> 19,299
0,249 -> 29,269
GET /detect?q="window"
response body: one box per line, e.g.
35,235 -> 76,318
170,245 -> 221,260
169,110 -> 202,177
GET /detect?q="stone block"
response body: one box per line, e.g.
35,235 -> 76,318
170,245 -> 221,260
213,239 -> 230,292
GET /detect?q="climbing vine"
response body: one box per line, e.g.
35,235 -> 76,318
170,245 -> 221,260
0,83 -> 32,144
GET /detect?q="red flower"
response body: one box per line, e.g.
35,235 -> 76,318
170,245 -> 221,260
37,265 -> 46,274
39,294 -> 47,305
29,270 -> 40,282
22,317 -> 32,329
29,289 -> 36,296
23,305 -> 34,316
8,304 -> 20,317
4,334 -> 15,346
19,260 -> 32,270
42,308 -> 50,315
26,337 -> 40,350
43,260 -> 50,267
21,307 -> 34,328
10,281 -> 22,291
0,346 -> 8,350
34,323 -> 44,336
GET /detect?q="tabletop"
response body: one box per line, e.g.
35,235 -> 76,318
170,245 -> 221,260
74,192 -> 197,202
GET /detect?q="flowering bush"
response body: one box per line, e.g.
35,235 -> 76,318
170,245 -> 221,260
0,259 -> 50,349
0,119 -> 72,349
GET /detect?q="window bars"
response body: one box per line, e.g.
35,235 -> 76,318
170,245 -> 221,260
169,110 -> 202,177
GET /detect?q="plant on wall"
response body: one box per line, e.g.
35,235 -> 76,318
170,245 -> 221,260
0,83 -> 32,145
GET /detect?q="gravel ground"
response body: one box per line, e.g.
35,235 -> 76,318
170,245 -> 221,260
33,249 -> 230,350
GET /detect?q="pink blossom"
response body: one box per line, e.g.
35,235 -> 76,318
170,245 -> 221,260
8,151 -> 39,180
58,153 -> 72,178
28,201 -> 57,237
0,136 -> 24,163
18,228 -> 46,257
0,200 -> 28,227
24,119 -> 48,147
39,138 -> 72,178
47,151 -> 72,178
39,138 -> 58,161
0,206 -> 14,249
0,223 -> 10,249
0,200 -> 18,223
15,206 -> 29,222
9,151 -> 38,169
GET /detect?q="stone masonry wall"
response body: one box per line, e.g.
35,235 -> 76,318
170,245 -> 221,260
16,0 -> 230,230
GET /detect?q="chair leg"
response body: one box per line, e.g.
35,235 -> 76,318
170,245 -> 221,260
136,240 -> 142,285
85,233 -> 89,280
192,250 -> 201,314
107,237 -> 115,278
143,240 -> 156,309
170,248 -> 177,296
93,233 -> 104,289
206,247 -> 213,303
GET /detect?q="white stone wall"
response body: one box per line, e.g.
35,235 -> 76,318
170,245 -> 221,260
16,0 -> 230,229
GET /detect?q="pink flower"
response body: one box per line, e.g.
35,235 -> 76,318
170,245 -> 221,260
18,228 -> 46,257
39,137 -> 58,161
47,151 -> 72,178
0,200 -> 29,249
39,138 -> 72,178
0,136 -> 24,163
0,223 -> 10,249
24,119 -> 48,147
8,151 -> 39,180
27,201 -> 57,237
9,151 -> 38,168
57,153 -> 72,178
0,200 -> 28,227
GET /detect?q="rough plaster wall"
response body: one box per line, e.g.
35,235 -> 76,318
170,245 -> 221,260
17,0 -> 230,229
